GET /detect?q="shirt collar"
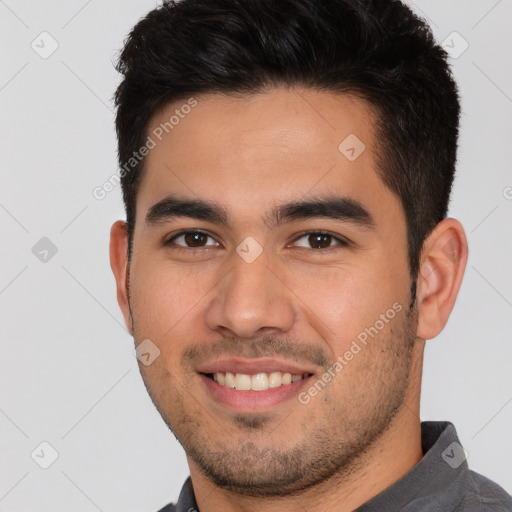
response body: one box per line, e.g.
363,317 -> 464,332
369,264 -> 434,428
174,476 -> 197,512
356,421 -> 470,511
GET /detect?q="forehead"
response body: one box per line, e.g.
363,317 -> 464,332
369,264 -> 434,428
136,87 -> 398,224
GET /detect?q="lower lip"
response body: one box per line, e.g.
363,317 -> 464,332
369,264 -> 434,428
199,374 -> 311,411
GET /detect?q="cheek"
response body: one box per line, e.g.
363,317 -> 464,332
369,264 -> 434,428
286,261 -> 406,350
129,259 -> 215,340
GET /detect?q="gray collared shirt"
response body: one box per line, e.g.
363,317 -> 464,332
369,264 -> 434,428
156,421 -> 512,511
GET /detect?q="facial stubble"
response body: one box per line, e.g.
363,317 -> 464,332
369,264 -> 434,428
133,301 -> 419,498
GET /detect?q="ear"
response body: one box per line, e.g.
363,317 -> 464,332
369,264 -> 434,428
109,220 -> 133,335
416,218 -> 468,340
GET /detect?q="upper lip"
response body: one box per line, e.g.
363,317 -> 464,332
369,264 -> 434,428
196,358 -> 316,376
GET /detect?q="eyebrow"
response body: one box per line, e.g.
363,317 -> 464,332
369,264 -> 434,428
145,194 -> 375,230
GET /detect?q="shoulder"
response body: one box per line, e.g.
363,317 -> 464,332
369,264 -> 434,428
458,470 -> 512,511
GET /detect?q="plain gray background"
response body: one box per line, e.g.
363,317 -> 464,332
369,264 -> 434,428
1,1 -> 511,510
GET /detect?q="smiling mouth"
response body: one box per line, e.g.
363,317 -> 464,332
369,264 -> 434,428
205,371 -> 311,391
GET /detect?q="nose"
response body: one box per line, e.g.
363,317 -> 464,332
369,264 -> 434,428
205,249 -> 296,339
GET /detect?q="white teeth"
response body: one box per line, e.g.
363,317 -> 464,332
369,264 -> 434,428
212,371 -> 307,391
234,373 -> 251,391
251,373 -> 268,391
268,372 -> 283,388
225,372 -> 236,388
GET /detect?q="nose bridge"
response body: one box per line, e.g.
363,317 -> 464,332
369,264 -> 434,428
205,247 -> 296,338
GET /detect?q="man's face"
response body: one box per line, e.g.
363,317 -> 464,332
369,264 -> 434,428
126,88 -> 420,495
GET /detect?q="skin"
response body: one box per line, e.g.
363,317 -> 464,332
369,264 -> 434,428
110,87 -> 468,512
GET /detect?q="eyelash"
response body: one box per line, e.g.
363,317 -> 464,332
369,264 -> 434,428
164,230 -> 351,251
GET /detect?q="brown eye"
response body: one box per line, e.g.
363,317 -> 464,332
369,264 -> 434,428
308,234 -> 333,249
292,232 -> 349,250
168,231 -> 218,248
184,232 -> 208,247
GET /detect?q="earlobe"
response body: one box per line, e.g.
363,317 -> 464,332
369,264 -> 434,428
109,220 -> 133,335
416,218 -> 468,340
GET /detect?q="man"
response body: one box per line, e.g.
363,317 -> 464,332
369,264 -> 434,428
109,0 -> 512,510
